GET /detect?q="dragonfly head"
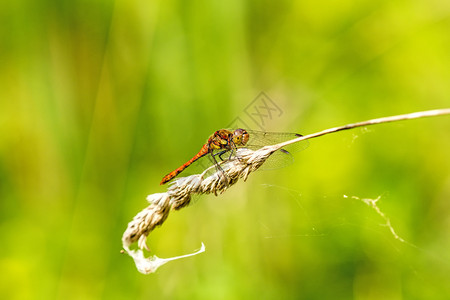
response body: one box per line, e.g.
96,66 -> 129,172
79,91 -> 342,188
232,128 -> 249,146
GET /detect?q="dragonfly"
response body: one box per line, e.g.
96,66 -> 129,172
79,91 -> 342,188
160,128 -> 309,185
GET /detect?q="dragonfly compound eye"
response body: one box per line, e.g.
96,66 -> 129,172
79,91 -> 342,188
233,128 -> 249,146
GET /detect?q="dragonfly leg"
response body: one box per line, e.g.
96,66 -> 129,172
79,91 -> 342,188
210,152 -> 230,186
227,149 -> 234,161
228,141 -> 244,163
213,150 -> 228,161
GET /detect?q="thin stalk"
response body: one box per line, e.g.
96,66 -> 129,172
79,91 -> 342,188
273,108 -> 450,150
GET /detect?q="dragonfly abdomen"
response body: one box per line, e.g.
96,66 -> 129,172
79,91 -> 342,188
160,144 -> 210,185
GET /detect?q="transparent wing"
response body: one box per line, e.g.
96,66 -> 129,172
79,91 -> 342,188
241,130 -> 309,170
244,130 -> 309,152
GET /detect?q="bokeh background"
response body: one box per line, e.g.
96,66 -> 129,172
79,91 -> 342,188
1,0 -> 450,299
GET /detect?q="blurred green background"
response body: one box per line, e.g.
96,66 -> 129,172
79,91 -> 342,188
1,0 -> 450,299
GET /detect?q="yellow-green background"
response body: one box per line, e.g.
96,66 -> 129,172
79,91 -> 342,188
1,0 -> 449,299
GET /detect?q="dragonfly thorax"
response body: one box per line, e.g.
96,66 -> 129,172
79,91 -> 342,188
207,129 -> 234,151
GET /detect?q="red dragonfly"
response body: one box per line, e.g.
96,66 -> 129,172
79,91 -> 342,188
160,128 -> 308,185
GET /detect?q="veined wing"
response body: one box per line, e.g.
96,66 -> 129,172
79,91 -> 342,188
240,130 -> 309,170
243,130 -> 309,152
